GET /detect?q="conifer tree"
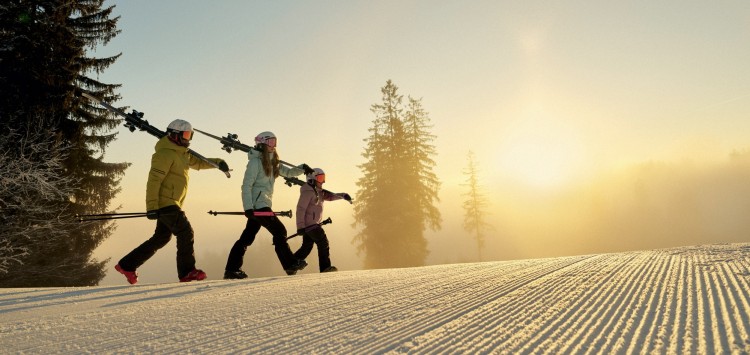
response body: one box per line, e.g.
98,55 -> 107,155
353,80 -> 441,268
0,1 -> 127,286
461,151 -> 493,261
403,96 -> 441,231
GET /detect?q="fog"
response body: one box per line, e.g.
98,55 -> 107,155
428,149 -> 750,263
96,149 -> 750,285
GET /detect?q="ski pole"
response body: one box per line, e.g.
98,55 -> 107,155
285,217 -> 333,241
207,210 -> 292,218
77,214 -> 148,222
76,210 -> 179,222
76,212 -> 150,218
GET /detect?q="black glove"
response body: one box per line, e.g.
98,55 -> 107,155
338,193 -> 352,202
146,209 -> 159,220
218,160 -> 230,172
244,209 -> 254,218
301,164 -> 314,175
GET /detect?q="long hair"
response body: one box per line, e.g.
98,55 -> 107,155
258,144 -> 280,178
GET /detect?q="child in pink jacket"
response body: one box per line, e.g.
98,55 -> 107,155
292,168 -> 352,273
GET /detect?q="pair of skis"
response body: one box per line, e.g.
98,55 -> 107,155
191,128 -> 350,203
82,93 -> 231,178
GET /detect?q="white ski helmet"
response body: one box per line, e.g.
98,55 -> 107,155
167,119 -> 192,133
306,168 -> 325,183
255,131 -> 277,147
166,119 -> 194,142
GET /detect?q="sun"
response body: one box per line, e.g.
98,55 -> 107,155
496,111 -> 587,189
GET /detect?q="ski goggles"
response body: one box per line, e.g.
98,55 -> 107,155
314,173 -> 325,184
180,130 -> 194,141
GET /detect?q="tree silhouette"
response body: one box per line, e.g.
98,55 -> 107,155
0,0 -> 127,286
461,151 -> 493,261
353,80 -> 441,268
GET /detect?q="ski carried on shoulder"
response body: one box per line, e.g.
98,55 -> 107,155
194,128 -> 343,195
82,93 -> 230,178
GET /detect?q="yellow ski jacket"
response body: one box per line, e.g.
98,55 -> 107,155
146,136 -> 223,211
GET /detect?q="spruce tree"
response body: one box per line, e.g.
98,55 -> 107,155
461,151 -> 493,261
353,80 -> 440,268
0,1 -> 127,286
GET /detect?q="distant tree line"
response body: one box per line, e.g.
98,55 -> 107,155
0,0 -> 126,286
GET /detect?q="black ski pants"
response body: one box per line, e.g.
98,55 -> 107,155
293,227 -> 332,272
225,207 -> 296,272
118,205 -> 196,279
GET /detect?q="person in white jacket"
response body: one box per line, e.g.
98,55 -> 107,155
223,131 -> 312,279
292,168 -> 352,273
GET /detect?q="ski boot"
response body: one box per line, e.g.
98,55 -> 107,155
322,266 -> 338,273
285,259 -> 307,275
115,264 -> 138,285
180,269 -> 207,282
224,269 -> 249,280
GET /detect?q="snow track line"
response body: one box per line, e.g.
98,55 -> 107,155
2,243 -> 749,353
704,249 -> 750,353
697,252 -> 718,353
722,256 -> 750,346
188,265 -> 508,353
622,251 -> 675,354
353,256 -> 595,354
217,257 -> 590,354
667,251 -> 690,354
248,259 -> 580,354
462,254 -> 627,353
211,269 -> 469,353
555,253 -> 653,353
391,255 -> 602,354
535,252 -> 656,353
713,260 -> 748,352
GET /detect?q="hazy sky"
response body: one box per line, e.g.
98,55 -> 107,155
92,1 -> 750,284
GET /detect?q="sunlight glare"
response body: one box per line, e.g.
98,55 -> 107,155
496,109 -> 587,189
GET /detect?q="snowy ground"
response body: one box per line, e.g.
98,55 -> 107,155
1,243 -> 749,354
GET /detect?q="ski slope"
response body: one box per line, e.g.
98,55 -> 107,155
1,243 -> 749,354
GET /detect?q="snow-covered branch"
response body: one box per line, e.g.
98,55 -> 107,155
0,126 -> 77,275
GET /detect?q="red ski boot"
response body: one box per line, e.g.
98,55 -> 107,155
115,264 -> 138,285
180,269 -> 207,282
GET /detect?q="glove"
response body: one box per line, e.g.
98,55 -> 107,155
146,209 -> 159,220
217,160 -> 230,172
244,209 -> 254,218
301,163 -> 315,175
338,193 -> 352,202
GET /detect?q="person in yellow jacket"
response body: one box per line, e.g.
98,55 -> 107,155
115,119 -> 229,284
